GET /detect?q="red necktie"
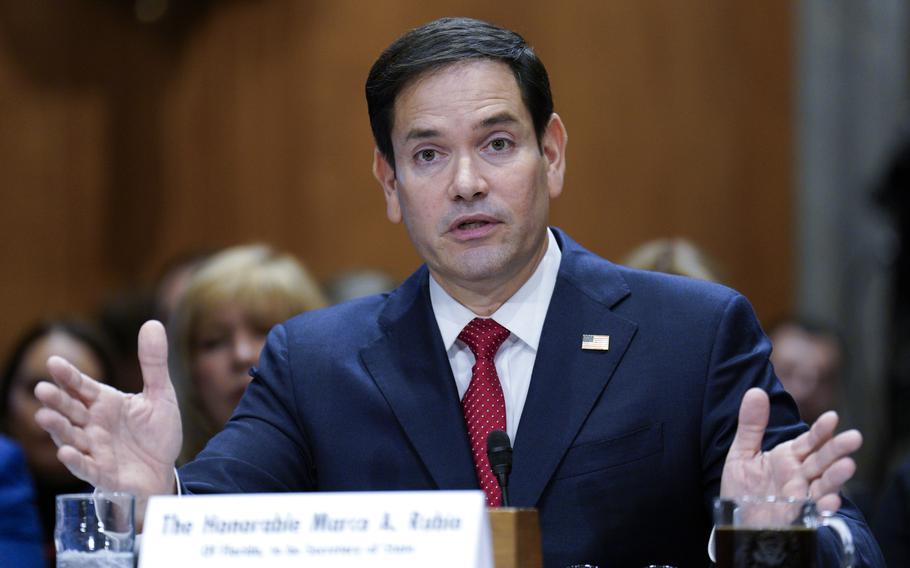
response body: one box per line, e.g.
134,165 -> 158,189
459,317 -> 510,507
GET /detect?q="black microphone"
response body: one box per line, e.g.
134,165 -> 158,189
486,429 -> 513,507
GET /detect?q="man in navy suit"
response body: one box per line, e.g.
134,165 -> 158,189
34,17 -> 883,566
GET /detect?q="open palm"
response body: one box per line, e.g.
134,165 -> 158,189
34,321 -> 182,504
720,388 -> 861,512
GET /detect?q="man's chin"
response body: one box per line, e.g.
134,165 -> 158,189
434,250 -> 515,287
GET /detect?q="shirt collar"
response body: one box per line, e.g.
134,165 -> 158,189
430,228 -> 562,352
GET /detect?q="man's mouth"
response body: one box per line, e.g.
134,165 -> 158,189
458,220 -> 490,230
450,214 -> 498,232
447,215 -> 500,240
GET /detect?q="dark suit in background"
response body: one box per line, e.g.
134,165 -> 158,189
873,456 -> 910,566
180,229 -> 882,567
0,435 -> 45,568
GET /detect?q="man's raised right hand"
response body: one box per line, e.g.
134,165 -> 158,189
34,320 -> 183,513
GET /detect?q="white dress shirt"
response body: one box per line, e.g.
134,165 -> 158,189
429,228 -> 561,444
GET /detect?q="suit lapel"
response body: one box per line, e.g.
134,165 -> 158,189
359,267 -> 477,490
510,229 -> 638,507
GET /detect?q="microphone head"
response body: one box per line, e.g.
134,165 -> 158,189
486,429 -> 512,474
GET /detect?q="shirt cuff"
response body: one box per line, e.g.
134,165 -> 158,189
707,525 -> 716,562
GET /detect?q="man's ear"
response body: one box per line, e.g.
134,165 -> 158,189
372,147 -> 402,224
541,113 -> 568,199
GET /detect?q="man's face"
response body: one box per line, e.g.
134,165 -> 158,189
373,60 -> 566,300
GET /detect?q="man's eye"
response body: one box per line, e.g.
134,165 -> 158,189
417,149 -> 437,162
489,138 -> 512,151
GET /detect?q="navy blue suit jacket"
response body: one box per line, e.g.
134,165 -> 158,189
181,229 -> 882,567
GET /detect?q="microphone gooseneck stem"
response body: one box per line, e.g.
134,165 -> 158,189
486,429 -> 513,507
497,473 -> 510,507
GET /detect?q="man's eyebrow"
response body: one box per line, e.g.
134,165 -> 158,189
404,128 -> 440,142
477,112 -> 519,130
403,112 -> 519,142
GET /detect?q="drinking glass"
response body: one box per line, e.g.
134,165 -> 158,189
713,496 -> 853,568
55,492 -> 135,568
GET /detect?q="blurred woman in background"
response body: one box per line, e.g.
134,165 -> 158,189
623,237 -> 723,282
169,244 -> 327,464
0,319 -> 116,562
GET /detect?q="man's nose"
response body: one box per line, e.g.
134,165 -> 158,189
449,154 -> 488,201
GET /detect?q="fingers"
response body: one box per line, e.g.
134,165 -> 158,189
138,320 -> 171,397
728,388 -> 770,458
34,407 -> 69,449
34,407 -> 92,453
815,493 -> 843,514
35,407 -> 103,487
46,356 -> 102,404
790,410 -> 839,460
809,456 -> 856,499
57,445 -> 99,485
801,429 -> 863,480
34,381 -> 90,427
787,417 -> 860,514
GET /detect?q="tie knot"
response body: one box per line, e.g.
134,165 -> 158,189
458,318 -> 510,360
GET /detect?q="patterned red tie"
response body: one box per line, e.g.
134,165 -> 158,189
459,317 -> 510,507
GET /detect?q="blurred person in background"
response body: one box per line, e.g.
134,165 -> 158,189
154,250 -> 213,325
767,319 -> 844,425
872,127 -> 910,568
169,244 -> 327,464
97,250 -> 212,395
0,434 -> 44,568
623,237 -> 723,282
0,320 -> 115,563
97,289 -> 156,395
766,318 -> 881,516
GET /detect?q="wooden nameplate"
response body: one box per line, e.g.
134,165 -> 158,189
488,507 -> 543,568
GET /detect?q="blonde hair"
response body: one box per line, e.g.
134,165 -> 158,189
623,238 -> 722,283
169,244 -> 327,463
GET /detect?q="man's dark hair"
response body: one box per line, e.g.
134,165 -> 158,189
365,17 -> 554,169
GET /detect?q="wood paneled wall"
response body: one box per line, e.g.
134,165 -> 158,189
0,0 -> 793,358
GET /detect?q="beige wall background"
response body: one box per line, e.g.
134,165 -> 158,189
0,0 -> 793,358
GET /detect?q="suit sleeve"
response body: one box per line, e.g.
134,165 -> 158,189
700,293 -> 884,567
178,323 -> 316,494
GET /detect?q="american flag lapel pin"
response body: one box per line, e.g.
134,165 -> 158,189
581,334 -> 610,351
